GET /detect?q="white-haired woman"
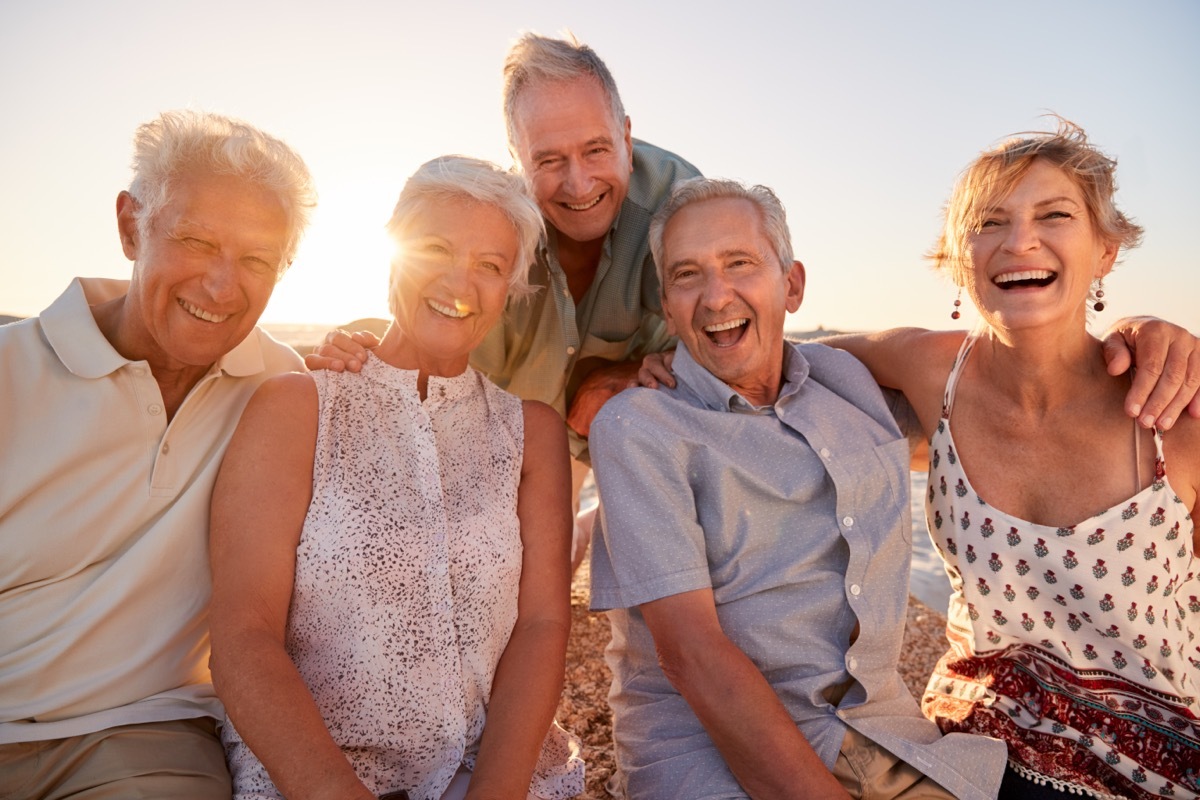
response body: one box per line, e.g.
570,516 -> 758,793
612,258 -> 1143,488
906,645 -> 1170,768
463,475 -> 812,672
209,155 -> 584,800
829,120 -> 1200,799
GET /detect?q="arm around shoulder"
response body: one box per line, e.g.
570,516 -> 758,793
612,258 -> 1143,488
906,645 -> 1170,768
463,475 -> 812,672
821,328 -> 964,433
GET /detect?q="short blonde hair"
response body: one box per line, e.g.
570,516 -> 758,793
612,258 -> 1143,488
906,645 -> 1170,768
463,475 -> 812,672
931,116 -> 1143,284
385,155 -> 544,320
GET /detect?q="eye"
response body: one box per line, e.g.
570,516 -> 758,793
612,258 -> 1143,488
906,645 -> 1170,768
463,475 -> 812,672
1041,210 -> 1072,221
979,218 -> 1002,229
244,256 -> 276,276
479,261 -> 502,274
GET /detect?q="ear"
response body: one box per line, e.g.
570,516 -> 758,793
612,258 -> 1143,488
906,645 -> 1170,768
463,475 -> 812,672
784,260 -> 806,313
623,116 -> 634,169
116,191 -> 140,261
1096,237 -> 1120,279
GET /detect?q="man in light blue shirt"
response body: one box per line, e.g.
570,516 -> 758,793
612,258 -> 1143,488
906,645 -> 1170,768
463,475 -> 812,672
589,177 -> 1008,799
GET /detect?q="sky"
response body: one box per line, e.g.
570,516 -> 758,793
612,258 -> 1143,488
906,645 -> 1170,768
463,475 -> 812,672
2,0 -> 1197,334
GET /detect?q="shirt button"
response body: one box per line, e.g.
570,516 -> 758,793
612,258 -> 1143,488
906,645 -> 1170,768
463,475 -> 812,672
850,584 -> 862,596
842,515 -> 854,527
836,709 -> 847,720
161,443 -> 170,455
819,447 -> 831,458
148,403 -> 162,415
566,346 -> 576,356
562,286 -> 570,298
848,656 -> 858,671
133,366 -> 148,377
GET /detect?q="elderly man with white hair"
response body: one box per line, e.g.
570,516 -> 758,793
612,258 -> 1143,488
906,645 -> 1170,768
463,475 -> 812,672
0,110 -> 315,798
588,176 -> 1009,800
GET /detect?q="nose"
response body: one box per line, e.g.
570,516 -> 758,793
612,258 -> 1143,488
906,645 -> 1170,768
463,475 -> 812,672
700,272 -> 736,311
1001,217 -> 1039,254
201,255 -> 240,302
562,156 -> 595,198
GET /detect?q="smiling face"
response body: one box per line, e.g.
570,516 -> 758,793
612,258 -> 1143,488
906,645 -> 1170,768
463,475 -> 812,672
967,159 -> 1119,332
659,197 -> 805,406
511,76 -> 633,247
388,196 -> 519,375
117,170 -> 288,372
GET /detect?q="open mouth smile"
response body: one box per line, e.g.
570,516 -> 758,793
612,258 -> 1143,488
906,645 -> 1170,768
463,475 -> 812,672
178,298 -> 231,323
994,269 -> 1057,289
561,193 -> 605,212
703,318 -> 749,347
427,298 -> 472,319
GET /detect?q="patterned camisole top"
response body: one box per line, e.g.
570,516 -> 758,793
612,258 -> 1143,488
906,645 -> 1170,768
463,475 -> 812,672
921,335 -> 1199,800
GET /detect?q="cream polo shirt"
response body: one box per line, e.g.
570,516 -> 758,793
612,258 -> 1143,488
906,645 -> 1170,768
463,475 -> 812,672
0,277 -> 303,744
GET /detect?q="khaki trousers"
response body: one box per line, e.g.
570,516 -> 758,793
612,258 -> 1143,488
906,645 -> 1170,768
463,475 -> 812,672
832,727 -> 957,800
0,718 -> 230,800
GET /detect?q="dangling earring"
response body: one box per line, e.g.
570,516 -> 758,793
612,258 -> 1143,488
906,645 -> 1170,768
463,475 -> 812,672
951,287 -> 962,320
1093,278 -> 1106,312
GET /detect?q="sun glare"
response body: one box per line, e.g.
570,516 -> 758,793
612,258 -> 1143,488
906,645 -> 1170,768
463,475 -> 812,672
262,182 -> 398,326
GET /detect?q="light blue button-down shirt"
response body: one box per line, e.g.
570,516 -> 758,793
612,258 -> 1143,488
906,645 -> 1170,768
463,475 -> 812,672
590,341 -> 1006,800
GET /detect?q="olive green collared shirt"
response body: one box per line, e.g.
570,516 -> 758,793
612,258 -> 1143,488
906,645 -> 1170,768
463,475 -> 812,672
470,139 -> 700,459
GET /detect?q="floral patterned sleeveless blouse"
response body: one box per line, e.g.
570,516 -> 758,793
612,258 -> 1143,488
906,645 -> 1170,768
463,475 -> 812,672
223,354 -> 584,800
921,336 -> 1199,800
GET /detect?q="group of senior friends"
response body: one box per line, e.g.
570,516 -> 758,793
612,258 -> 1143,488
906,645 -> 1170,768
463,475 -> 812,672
2,28 -> 1198,800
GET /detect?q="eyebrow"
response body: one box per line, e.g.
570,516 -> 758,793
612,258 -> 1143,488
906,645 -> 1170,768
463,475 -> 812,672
529,136 -> 615,164
989,195 -> 1082,212
666,248 -> 761,273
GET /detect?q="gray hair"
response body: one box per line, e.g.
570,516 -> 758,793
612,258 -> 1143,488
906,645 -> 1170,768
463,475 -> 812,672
385,155 -> 544,319
649,177 -> 795,284
128,109 -> 316,272
502,31 -> 626,155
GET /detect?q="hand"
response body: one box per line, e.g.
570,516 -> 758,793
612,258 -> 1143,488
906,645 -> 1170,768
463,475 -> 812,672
303,330 -> 380,373
566,360 -> 642,439
1101,316 -> 1200,429
638,349 -> 677,389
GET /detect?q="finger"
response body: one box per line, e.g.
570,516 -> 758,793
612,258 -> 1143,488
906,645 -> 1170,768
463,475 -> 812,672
349,330 -> 381,348
1100,332 -> 1133,377
1129,340 -> 1188,429
304,354 -> 346,373
1151,348 -> 1200,430
636,365 -> 659,389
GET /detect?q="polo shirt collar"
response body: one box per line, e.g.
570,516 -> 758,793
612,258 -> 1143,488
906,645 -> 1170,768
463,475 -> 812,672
673,339 -> 811,413
42,277 -> 269,380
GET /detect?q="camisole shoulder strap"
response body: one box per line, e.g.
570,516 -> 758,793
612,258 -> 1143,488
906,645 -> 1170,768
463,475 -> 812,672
941,333 -> 978,419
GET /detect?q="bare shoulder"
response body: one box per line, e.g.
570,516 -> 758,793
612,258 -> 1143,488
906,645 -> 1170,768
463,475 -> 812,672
242,372 -> 318,422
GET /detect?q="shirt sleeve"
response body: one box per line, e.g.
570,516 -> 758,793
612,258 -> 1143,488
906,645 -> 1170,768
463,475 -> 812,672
588,401 -> 714,612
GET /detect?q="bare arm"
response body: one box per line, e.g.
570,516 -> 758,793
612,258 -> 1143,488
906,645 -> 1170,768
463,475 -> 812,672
820,329 -> 961,441
466,401 -> 574,799
640,589 -> 851,800
209,374 -> 374,800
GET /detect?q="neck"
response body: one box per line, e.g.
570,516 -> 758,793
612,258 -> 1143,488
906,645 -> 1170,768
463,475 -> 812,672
554,230 -> 605,304
92,295 -> 211,420
374,323 -> 469,401
975,322 -> 1108,412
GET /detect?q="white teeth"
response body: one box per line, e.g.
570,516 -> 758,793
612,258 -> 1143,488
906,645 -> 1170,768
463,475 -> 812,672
427,299 -> 469,319
704,319 -> 748,332
178,299 -> 230,323
564,195 -> 603,211
995,270 -> 1054,284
